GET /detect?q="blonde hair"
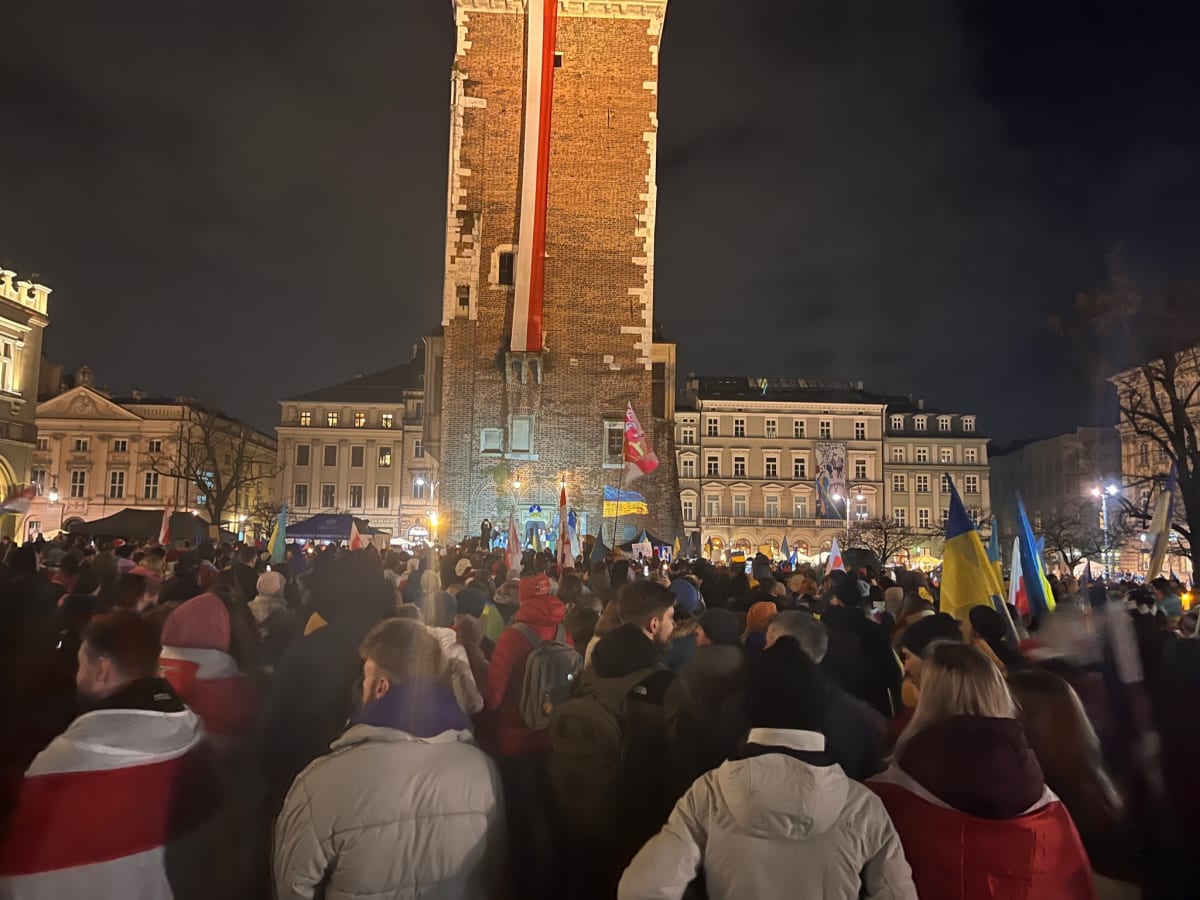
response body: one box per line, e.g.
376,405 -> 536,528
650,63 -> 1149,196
896,640 -> 1015,755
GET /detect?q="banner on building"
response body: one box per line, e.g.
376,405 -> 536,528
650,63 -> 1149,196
814,441 -> 847,520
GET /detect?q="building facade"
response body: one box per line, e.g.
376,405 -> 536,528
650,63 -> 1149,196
277,350 -> 436,544
426,0 -> 681,546
883,401 -> 992,556
676,377 -> 992,562
26,370 -> 276,541
0,267 -> 51,538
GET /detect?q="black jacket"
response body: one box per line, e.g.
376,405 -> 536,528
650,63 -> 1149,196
819,604 -> 900,718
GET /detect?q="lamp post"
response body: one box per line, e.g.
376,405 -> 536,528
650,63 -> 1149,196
1091,483 -> 1120,577
832,488 -> 867,538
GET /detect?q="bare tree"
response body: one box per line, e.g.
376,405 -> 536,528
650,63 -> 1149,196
1070,261 -> 1200,575
1036,499 -> 1137,570
149,405 -> 279,533
847,517 -> 928,564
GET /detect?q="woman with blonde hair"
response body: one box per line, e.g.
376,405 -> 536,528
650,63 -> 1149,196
869,641 -> 1095,900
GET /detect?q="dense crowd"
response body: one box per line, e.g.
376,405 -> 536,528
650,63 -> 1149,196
0,531 -> 1196,899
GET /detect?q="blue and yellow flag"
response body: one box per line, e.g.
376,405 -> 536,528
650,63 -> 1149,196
941,479 -> 1004,623
603,485 -> 649,517
268,503 -> 287,565
1015,494 -> 1055,617
986,516 -> 1003,587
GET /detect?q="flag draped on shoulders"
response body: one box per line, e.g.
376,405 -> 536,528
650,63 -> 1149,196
940,479 -> 1004,622
1015,494 -> 1055,617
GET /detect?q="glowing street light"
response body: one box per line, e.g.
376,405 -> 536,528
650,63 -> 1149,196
1091,482 -> 1121,576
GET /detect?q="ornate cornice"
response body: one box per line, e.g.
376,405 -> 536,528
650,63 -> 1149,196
455,0 -> 667,18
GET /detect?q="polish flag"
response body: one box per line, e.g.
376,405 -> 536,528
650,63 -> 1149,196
558,485 -> 572,570
825,538 -> 845,576
349,521 -> 364,551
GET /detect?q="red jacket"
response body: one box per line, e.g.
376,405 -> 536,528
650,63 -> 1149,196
869,767 -> 1096,900
482,592 -> 568,757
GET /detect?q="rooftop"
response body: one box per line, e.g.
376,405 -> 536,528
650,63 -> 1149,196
285,349 -> 425,404
688,376 -> 885,405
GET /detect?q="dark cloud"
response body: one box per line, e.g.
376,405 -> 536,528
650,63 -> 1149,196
1,0 -> 1198,442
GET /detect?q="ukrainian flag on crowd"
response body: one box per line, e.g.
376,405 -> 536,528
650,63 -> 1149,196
268,504 -> 287,564
603,485 -> 649,517
940,479 -> 1004,622
1015,494 -> 1055,616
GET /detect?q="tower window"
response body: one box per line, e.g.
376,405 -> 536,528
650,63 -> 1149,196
457,285 -> 470,310
554,52 -> 564,68
498,252 -> 515,287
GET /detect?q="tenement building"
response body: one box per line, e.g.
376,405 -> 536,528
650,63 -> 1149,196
676,377 -> 992,563
0,266 -> 51,538
277,348 -> 436,544
425,0 -> 681,545
27,368 -> 276,540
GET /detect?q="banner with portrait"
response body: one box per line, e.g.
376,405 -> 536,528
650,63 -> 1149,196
814,441 -> 847,520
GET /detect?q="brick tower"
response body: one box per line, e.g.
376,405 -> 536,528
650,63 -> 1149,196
425,0 -> 680,548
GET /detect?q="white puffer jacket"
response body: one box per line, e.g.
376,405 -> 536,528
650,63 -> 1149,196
428,625 -> 485,716
619,728 -> 916,900
274,725 -> 505,900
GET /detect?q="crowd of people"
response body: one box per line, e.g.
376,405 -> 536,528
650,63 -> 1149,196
0,530 -> 1196,899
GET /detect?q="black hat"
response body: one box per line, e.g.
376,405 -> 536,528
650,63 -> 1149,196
834,573 -> 870,608
698,608 -> 740,646
592,623 -> 659,678
900,612 -> 963,658
456,585 -> 488,619
968,605 -> 1007,642
745,637 -> 828,732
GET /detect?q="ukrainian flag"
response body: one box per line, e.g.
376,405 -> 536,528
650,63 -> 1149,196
1015,494 -> 1055,616
603,485 -> 649,518
941,479 -> 1004,623
268,503 -> 287,565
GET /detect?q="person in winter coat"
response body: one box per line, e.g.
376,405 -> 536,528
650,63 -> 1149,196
676,608 -> 745,777
422,591 -> 484,717
0,612 -> 222,900
481,570 -> 572,897
250,571 -> 298,668
869,641 -> 1096,900
159,591 -> 260,747
619,637 -> 917,900
821,574 -> 900,718
273,618 -> 505,900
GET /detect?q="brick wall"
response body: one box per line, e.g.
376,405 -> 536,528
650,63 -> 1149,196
438,4 -> 680,545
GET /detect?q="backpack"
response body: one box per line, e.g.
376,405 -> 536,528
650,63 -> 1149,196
547,667 -> 676,842
512,623 -> 583,730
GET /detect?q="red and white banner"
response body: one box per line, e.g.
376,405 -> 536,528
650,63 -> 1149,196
158,498 -> 173,546
511,0 -> 558,353
623,402 -> 659,485
0,484 -> 36,515
507,511 -> 523,574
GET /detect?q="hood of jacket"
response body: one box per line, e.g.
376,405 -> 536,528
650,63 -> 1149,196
161,591 -> 230,652
716,730 -> 848,840
352,676 -> 469,738
249,593 -> 288,625
514,592 -> 566,628
899,715 -> 1044,819
426,625 -> 461,655
684,644 -> 744,683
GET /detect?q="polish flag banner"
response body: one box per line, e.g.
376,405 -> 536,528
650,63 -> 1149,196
623,402 -> 659,485
349,521 -> 364,551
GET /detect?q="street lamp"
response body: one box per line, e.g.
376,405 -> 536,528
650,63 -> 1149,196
429,510 -> 439,545
1091,482 -> 1121,577
47,477 -> 59,505
832,489 -> 867,536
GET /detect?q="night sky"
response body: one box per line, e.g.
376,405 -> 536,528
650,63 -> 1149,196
3,0 -> 1198,443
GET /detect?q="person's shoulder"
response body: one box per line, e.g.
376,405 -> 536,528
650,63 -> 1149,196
630,667 -> 678,705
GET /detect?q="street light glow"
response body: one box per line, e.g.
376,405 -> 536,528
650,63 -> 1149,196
513,481 -> 521,490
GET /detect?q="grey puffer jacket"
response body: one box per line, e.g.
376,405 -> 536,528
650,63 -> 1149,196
273,725 -> 505,900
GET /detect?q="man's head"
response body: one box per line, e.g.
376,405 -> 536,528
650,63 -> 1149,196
745,637 -> 828,733
359,617 -> 444,708
617,580 -> 676,646
77,612 -> 162,701
766,610 -> 828,662
1151,577 -> 1175,601
237,546 -> 257,566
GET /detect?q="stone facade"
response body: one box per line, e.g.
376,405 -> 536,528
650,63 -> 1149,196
277,349 -> 436,544
0,267 -> 50,539
430,1 -> 680,546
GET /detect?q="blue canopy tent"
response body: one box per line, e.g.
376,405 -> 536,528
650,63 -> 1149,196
286,514 -> 388,544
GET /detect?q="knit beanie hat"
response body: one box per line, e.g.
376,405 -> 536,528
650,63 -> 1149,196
669,578 -> 702,617
900,612 -> 963,658
256,571 -> 286,599
456,585 -> 488,619
745,637 -> 828,732
698,608 -> 740,646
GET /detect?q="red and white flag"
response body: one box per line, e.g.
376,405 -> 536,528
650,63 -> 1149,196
623,402 -> 659,486
825,538 -> 845,576
0,484 -> 36,515
557,485 -> 572,569
507,511 -> 523,574
158,499 -> 173,546
349,521 -> 364,551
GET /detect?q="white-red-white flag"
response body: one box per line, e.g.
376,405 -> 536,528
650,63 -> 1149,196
558,485 -> 572,569
507,511 -> 523,574
623,402 -> 658,486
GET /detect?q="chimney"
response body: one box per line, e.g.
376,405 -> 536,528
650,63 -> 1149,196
130,389 -> 145,402
917,398 -> 925,411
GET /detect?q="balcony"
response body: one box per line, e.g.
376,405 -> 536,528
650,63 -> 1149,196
700,516 -> 851,530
